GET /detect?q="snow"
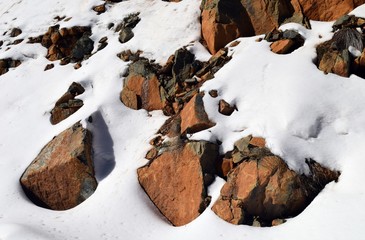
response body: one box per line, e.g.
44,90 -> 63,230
0,0 -> 365,239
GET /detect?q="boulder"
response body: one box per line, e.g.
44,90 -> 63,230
201,0 -> 254,54
295,0 -> 365,21
120,59 -> 164,111
138,141 -> 219,226
180,93 -> 215,134
20,122 -> 97,210
212,136 -> 340,226
50,82 -> 85,124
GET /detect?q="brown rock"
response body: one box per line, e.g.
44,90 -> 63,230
44,64 -> 54,71
218,99 -> 235,116
212,136 -> 340,226
318,49 -> 350,77
10,28 -> 22,37
145,148 -> 158,160
50,82 -> 85,124
0,58 -> 21,76
180,93 -> 215,134
270,39 -> 296,54
138,141 -> 219,226
209,89 -> 218,98
120,88 -> 140,110
295,0 -> 365,21
93,4 -> 106,14
20,122 -> 97,210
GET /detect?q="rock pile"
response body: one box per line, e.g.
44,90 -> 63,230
20,122 -> 97,210
265,29 -> 305,54
116,13 -> 140,43
50,82 -> 85,125
28,25 -> 94,64
316,15 -> 365,78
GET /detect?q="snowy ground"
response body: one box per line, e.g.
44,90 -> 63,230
0,0 -> 365,239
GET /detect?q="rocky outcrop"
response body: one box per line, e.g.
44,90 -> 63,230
50,82 -> 85,124
212,135 -> 340,226
0,58 -> 21,76
29,25 -> 94,63
138,141 -> 219,226
20,122 -> 97,210
316,15 -> 365,78
295,0 -> 365,21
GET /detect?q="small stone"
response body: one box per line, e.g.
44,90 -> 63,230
270,39 -> 296,54
209,90 -> 218,98
44,64 -> 54,71
119,27 -> 134,43
218,99 -> 235,116
10,28 -> 22,37
272,219 -> 286,226
74,62 -> 82,69
145,148 -> 158,160
93,4 -> 106,14
99,37 -> 108,43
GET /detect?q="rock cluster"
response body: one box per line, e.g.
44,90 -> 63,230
50,82 -> 85,125
20,122 -> 97,210
116,13 -> 140,43
316,15 -> 365,78
265,29 -> 305,54
212,135 -> 340,226
200,0 -> 364,54
28,25 -> 94,64
0,58 -> 21,76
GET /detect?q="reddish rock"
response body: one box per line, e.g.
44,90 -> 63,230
209,89 -> 218,98
20,122 -> 97,210
295,0 -> 365,21
180,93 -> 215,134
201,0 -> 255,54
212,136 -> 340,226
270,39 -> 296,54
218,158 -> 234,177
50,82 -> 85,124
318,49 -> 350,77
218,99 -> 235,116
120,60 -> 164,111
138,141 -> 219,226
93,4 -> 106,14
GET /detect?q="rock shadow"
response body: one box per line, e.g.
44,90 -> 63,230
87,111 -> 116,181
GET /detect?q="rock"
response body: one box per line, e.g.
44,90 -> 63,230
218,99 -> 235,115
201,0 -> 255,54
20,122 -> 97,210
10,28 -> 22,37
93,4 -> 106,14
318,49 -> 351,77
295,0 -> 365,21
209,89 -> 218,98
270,39 -> 296,54
0,58 -> 21,76
44,64 -> 54,71
212,136 -> 340,226
138,141 -> 219,226
120,59 -> 164,111
180,93 -> 215,134
36,25 -> 92,63
50,82 -> 85,124
117,50 -> 142,62
71,34 -> 94,61
119,27 -> 134,43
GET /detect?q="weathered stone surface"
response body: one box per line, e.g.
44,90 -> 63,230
318,49 -> 351,77
201,0 -> 254,54
50,82 -> 85,124
120,59 -> 164,111
212,136 -> 340,226
295,0 -> 365,21
180,93 -> 215,134
270,39 -> 296,54
20,122 -> 97,210
71,34 -> 94,61
266,29 -> 305,54
138,141 -> 219,226
116,13 -> 140,43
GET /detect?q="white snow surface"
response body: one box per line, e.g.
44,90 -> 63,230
0,0 -> 365,239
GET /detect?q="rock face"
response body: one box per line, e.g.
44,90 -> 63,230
20,122 -> 97,210
212,135 -> 340,226
50,82 -> 85,125
295,0 -> 365,21
138,141 -> 219,226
